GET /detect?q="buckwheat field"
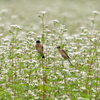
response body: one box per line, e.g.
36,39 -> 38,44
0,0 -> 100,100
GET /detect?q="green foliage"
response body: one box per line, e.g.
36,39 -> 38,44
0,3 -> 100,99
0,90 -> 11,100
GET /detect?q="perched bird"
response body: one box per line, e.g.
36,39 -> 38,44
35,40 -> 45,58
56,46 -> 72,65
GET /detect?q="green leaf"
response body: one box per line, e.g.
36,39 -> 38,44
57,77 -> 63,81
50,98 -> 53,100
38,85 -> 43,91
84,98 -> 90,100
14,98 -> 19,100
44,85 -> 49,91
82,65 -> 88,69
13,35 -> 16,39
37,54 -> 42,60
19,62 -> 24,66
94,48 -> 97,52
61,44 -> 66,49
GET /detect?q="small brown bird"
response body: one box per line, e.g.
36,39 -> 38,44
56,46 -> 72,65
35,40 -> 45,58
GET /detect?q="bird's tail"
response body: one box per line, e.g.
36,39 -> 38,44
42,55 -> 45,58
41,54 -> 45,58
68,59 -> 73,66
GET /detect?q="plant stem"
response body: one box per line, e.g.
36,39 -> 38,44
42,58 -> 45,100
41,13 -> 46,99
95,46 -> 99,100
11,42 -> 14,85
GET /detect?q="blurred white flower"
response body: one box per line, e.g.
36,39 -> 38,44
11,15 -> 18,19
60,24 -> 65,30
90,18 -> 94,23
90,18 -> 94,21
11,25 -> 22,29
28,90 -> 31,94
0,9 -> 8,14
15,49 -> 23,54
2,38 -> 10,42
79,26 -> 85,30
60,86 -> 64,89
62,94 -> 69,98
64,29 -> 68,32
80,71 -> 87,76
83,29 -> 89,33
0,24 -> 4,28
0,34 -> 3,37
97,49 -> 100,53
39,11 -> 47,15
0,17 -> 2,20
44,29 -> 51,33
48,55 -> 55,58
80,87 -> 86,90
58,80 -> 65,84
27,37 -> 34,41
77,97 -> 84,100
37,35 -> 41,39
73,51 -> 81,55
72,46 -> 77,50
92,10 -> 100,15
52,19 -> 59,24
91,37 -> 97,41
63,69 -> 71,75
28,31 -> 36,35
91,88 -> 96,93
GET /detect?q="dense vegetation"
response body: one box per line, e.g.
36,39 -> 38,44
0,0 -> 100,100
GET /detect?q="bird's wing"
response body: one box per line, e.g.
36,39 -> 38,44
63,50 -> 70,59
35,44 -> 37,50
42,46 -> 43,52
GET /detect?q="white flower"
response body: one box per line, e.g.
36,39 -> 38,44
62,94 -> 69,98
11,15 -> 18,19
80,87 -> 86,90
2,38 -> 10,42
0,24 -> 4,28
10,25 -> 22,30
90,18 -> 94,24
28,31 -> 36,35
0,34 -> 3,37
60,24 -> 65,30
64,29 -> 68,32
72,47 -> 77,50
39,11 -> 47,15
84,29 -> 89,33
37,35 -> 41,39
0,17 -> 2,20
48,55 -> 55,58
0,9 -> 8,14
52,19 -> 59,23
92,11 -> 100,15
79,27 -> 85,30
44,29 -> 51,33
97,49 -> 100,52
90,18 -> 94,21
91,88 -> 96,93
77,97 -> 84,100
60,86 -> 64,89
28,90 -> 32,94
91,38 -> 97,41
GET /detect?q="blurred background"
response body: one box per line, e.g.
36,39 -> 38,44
0,0 -> 100,37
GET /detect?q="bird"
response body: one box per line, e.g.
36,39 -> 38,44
35,40 -> 45,58
56,46 -> 72,65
